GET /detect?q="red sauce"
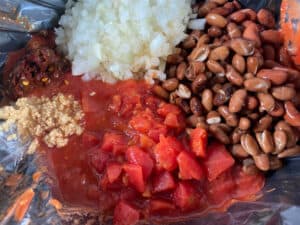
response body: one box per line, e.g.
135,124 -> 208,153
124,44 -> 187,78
29,73 -> 264,224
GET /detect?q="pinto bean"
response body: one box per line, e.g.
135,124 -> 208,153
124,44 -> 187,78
257,93 -> 275,112
284,101 -> 300,127
229,89 -> 247,113
241,134 -> 261,156
271,86 -> 296,101
225,64 -> 244,86
206,13 -> 228,28
202,89 -> 213,111
275,121 -> 298,147
244,78 -> 271,92
253,154 -> 270,171
257,69 -> 288,85
232,54 -> 246,74
218,106 -> 239,127
209,46 -> 230,61
255,130 -> 274,153
273,130 -> 287,154
229,38 -> 255,56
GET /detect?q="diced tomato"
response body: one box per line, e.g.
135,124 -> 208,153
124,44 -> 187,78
126,146 -> 154,179
123,164 -> 145,193
177,151 -> 205,181
101,132 -> 126,154
120,95 -> 142,117
153,171 -> 176,193
107,163 -> 123,183
157,103 -> 181,117
129,113 -> 153,133
149,199 -> 175,213
190,127 -> 208,158
203,142 -> 235,181
233,166 -> 265,200
109,95 -> 122,113
164,113 -> 180,128
153,135 -> 183,171
139,134 -> 155,149
205,170 -> 236,204
173,182 -> 200,211
113,201 -> 140,225
82,132 -> 100,149
147,123 -> 168,142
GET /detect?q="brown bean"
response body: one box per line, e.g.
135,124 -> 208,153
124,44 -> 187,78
206,60 -> 225,75
263,60 -> 283,69
166,54 -> 184,64
185,61 -> 206,81
268,101 -> 285,117
162,78 -> 179,91
198,2 -> 217,17
257,9 -> 275,28
243,23 -> 261,47
213,83 -> 234,106
241,134 -> 261,156
182,36 -> 197,49
278,46 -> 293,67
176,62 -> 187,80
197,34 -> 210,47
188,45 -> 210,62
209,46 -> 230,61
255,130 -> 274,153
176,84 -> 191,99
229,10 -> 247,23
232,54 -> 246,74
153,85 -> 169,100
218,106 -> 239,127
225,64 -> 244,86
167,65 -> 177,78
209,124 -> 230,144
227,22 -> 242,39
202,89 -> 213,111
247,96 -> 259,110
191,74 -> 207,94
254,115 -> 272,132
284,101 -> 300,127
244,78 -> 271,92
212,83 -> 223,93
257,93 -> 275,112
233,0 -> 242,10
175,98 -> 191,114
206,13 -> 228,28
273,130 -> 287,154
278,145 -> 300,158
229,89 -> 247,113
208,26 -> 223,37
187,115 -> 202,128
190,97 -> 203,116
210,7 -> 232,17
231,128 -> 245,144
257,69 -> 288,85
231,144 -> 249,158
239,117 -> 251,130
206,111 -> 221,125
261,30 -> 283,45
271,86 -> 296,101
269,156 -> 283,170
230,38 -> 255,56
241,8 -> 257,21
247,56 -> 260,74
224,2 -> 235,11
253,154 -> 270,171
242,158 -> 259,175
169,91 -> 178,104
262,45 -> 275,60
275,121 -> 298,148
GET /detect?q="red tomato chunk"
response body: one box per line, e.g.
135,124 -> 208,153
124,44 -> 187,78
42,77 -> 264,225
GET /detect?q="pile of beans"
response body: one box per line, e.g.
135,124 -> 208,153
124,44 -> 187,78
153,0 -> 300,174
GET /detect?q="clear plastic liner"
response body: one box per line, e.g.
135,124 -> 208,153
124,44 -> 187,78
0,0 -> 300,225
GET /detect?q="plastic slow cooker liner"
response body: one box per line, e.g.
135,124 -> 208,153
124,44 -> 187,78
0,0 -> 300,224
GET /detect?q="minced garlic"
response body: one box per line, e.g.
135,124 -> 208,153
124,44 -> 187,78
0,93 -> 84,149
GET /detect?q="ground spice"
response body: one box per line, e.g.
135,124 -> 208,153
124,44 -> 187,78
0,93 -> 84,149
